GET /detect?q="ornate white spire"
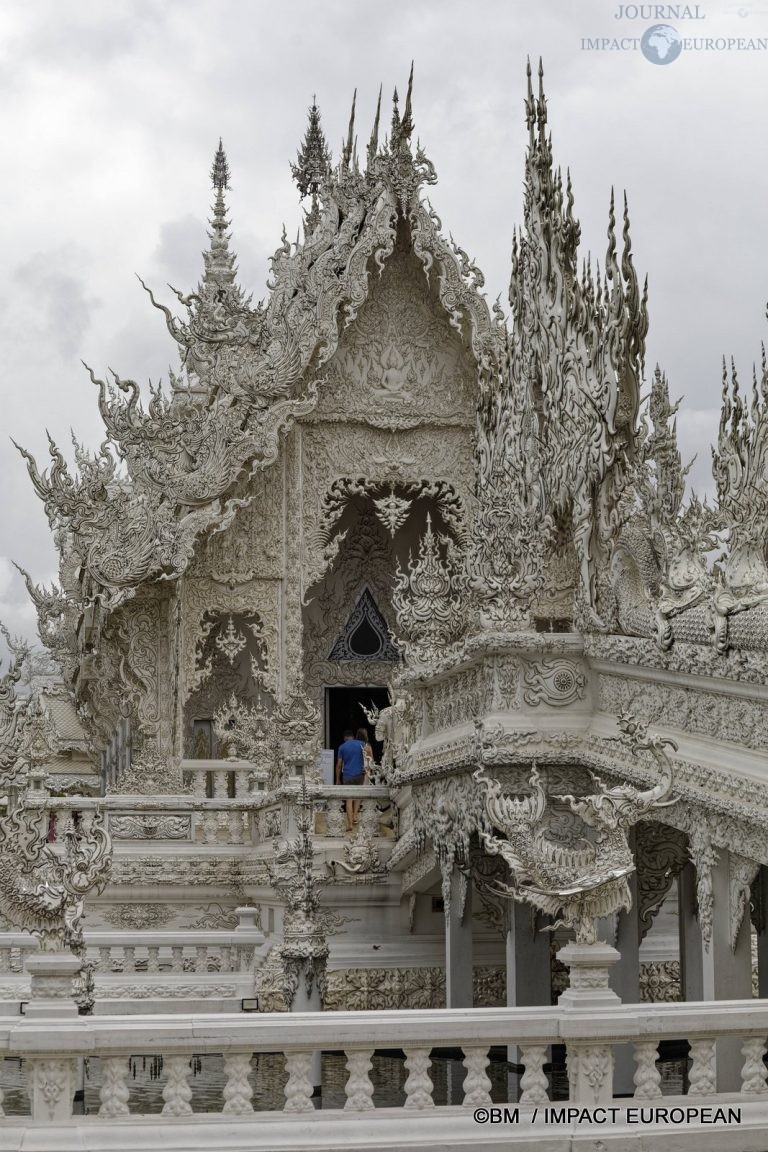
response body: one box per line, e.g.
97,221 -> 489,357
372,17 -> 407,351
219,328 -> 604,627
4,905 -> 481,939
202,139 -> 237,291
367,84 -> 382,169
291,96 -> 331,234
341,88 -> 357,170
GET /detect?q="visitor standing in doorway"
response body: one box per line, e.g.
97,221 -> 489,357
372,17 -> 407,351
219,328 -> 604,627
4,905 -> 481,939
336,729 -> 366,832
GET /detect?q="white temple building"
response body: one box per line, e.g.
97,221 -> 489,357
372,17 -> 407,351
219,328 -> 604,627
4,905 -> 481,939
1,62 -> 768,1149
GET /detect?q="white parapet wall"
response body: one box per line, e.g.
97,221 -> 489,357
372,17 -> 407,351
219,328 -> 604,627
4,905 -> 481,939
1,1000 -> 768,1150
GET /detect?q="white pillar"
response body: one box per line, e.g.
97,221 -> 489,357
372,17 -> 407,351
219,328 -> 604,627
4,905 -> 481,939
445,865 -> 473,1008
753,865 -> 768,998
506,901 -> 550,1010
506,901 -> 551,1082
608,865 -> 640,1096
678,861 -> 703,1001
680,850 -> 752,1091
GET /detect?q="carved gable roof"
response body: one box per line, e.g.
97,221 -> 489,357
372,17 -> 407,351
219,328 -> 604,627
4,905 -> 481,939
15,71 -> 499,639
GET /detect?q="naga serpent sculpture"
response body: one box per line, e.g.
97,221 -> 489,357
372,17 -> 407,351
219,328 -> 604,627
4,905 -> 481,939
474,712 -> 677,944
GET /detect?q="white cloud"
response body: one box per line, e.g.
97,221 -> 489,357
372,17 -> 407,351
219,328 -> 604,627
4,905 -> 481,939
0,0 -> 766,638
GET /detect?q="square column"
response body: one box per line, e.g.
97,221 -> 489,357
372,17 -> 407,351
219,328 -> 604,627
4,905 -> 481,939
445,865 -> 473,1008
606,864 -> 640,1096
753,866 -> 768,998
506,901 -> 551,1080
506,900 -> 551,1010
679,850 -> 753,1091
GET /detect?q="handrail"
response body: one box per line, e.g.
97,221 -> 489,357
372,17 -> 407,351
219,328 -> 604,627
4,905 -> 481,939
2,999 -> 768,1053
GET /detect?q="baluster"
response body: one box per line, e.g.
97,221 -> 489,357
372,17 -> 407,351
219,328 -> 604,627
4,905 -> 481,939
520,1045 -> 549,1104
239,946 -> 255,973
203,812 -> 217,844
192,768 -> 207,798
161,1056 -> 193,1115
633,1041 -> 661,1100
147,947 -> 160,974
462,1046 -> 492,1107
99,1057 -> 130,1117
325,801 -> 347,838
404,1048 -> 434,1109
194,947 -> 206,973
344,1049 -> 374,1111
228,811 -> 244,843
10,947 -> 22,973
123,946 -> 135,973
213,769 -> 228,799
98,947 -> 111,973
0,948 -> 11,973
171,946 -> 184,974
57,808 -> 74,840
741,1036 -> 768,1094
688,1038 -> 716,1096
217,811 -> 230,841
283,1052 -> 315,1112
220,946 -> 232,973
222,1052 -> 254,1113
234,770 -> 248,799
0,1077 -> 4,1117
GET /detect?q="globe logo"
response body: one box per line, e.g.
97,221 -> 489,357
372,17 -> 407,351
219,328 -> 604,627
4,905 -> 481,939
641,23 -> 683,64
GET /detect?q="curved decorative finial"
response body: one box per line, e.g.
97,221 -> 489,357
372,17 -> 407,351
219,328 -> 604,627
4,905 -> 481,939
367,84 -> 383,168
402,61 -> 414,134
342,88 -> 357,169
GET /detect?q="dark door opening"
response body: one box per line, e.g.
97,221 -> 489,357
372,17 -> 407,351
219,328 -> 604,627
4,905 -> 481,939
326,685 -> 390,767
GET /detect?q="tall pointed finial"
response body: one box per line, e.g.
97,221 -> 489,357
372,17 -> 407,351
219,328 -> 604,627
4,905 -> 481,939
342,89 -> 357,169
291,96 -> 331,199
391,85 -> 401,140
367,84 -> 382,167
402,61 -> 414,135
524,57 -> 535,136
391,65 -> 414,150
211,138 -> 230,192
536,57 -> 547,137
203,138 -> 237,289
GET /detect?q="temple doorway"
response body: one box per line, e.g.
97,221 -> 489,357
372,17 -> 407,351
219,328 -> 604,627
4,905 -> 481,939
325,685 -> 390,768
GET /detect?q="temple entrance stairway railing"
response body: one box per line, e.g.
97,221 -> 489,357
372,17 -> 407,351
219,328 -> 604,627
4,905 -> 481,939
1,1001 -> 768,1149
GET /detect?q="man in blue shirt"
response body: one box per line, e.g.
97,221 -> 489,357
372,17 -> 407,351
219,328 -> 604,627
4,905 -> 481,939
336,730 -> 366,831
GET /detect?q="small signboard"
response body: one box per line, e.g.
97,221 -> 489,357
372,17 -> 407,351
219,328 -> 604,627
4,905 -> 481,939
318,748 -> 336,785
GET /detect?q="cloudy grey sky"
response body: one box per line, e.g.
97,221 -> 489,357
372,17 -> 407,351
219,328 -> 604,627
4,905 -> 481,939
1,0 -> 766,644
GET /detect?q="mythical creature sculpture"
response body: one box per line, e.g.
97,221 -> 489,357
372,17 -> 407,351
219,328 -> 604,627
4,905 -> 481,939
711,351 -> 768,643
0,635 -> 112,953
611,367 -> 718,648
475,713 -> 676,943
0,802 -> 112,952
0,625 -> 30,784
327,826 -> 384,878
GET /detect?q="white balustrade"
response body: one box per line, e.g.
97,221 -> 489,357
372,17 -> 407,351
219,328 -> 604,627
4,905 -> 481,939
0,1001 -> 767,1144
180,758 -> 260,801
84,929 -> 265,979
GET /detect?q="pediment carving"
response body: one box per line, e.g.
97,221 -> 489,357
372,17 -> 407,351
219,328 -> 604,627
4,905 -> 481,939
328,587 -> 399,663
